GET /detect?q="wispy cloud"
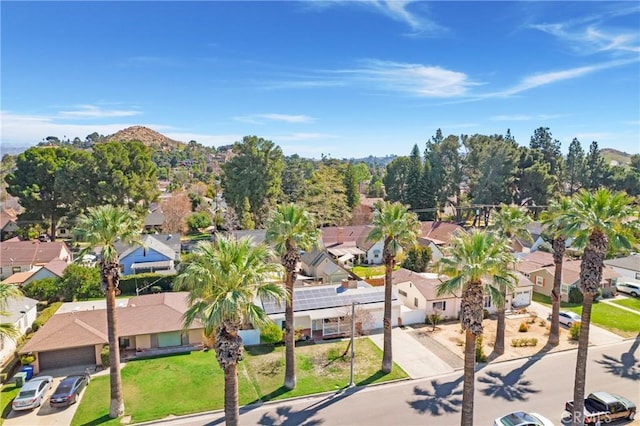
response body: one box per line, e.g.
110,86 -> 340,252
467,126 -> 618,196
233,113 -> 315,124
58,105 -> 141,118
339,59 -> 479,98
491,113 -> 566,121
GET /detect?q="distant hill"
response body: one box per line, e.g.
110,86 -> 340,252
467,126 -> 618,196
107,126 -> 184,149
601,148 -> 633,166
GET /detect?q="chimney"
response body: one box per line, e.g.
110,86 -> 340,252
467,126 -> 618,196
337,227 -> 344,245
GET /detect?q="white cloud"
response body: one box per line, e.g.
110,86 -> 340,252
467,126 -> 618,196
233,113 -> 315,124
342,59 -> 478,98
58,105 -> 141,118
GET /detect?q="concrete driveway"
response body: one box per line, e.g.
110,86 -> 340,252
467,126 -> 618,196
3,366 -> 97,426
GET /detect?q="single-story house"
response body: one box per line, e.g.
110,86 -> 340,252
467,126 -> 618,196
417,221 -> 466,261
144,207 -> 165,232
516,251 -> 621,301
261,280 -> 402,339
321,225 -> 384,265
300,248 -> 355,284
0,295 -> 38,368
116,233 -> 181,275
1,258 -> 69,287
605,254 -> 640,283
0,240 -> 73,281
0,208 -> 19,241
19,292 -> 204,374
511,221 -> 547,253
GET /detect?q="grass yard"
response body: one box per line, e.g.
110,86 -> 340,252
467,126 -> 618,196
72,338 -> 407,425
532,293 -> 640,337
0,383 -> 20,425
610,297 -> 640,312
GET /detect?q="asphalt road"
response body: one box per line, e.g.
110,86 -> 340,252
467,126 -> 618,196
146,338 -> 640,426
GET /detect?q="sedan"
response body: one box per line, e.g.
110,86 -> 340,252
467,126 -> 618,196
557,311 -> 582,327
49,373 -> 89,408
494,411 -> 554,426
12,375 -> 54,411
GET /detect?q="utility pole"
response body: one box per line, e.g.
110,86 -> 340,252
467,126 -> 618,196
349,301 -> 357,387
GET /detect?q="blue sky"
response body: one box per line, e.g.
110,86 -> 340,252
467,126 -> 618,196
2,1 -> 639,159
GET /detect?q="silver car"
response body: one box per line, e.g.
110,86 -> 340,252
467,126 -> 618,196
12,375 -> 54,411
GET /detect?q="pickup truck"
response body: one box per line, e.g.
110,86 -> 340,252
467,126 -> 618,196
565,391 -> 636,424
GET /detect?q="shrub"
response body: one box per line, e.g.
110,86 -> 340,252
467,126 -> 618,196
427,312 -> 442,330
475,335 -> 487,363
568,287 -> 584,304
483,309 -> 489,319
101,345 -> 110,367
31,302 -> 62,332
118,273 -> 175,295
569,322 -> 581,340
518,322 -> 529,332
511,337 -> 538,347
20,353 -> 36,365
528,312 -> 538,324
538,319 -> 547,327
260,322 -> 283,345
22,278 -> 61,303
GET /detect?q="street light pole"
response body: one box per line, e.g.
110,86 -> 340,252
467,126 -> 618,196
349,301 -> 356,387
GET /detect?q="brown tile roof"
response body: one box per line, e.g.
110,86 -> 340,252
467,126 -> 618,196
0,240 -> 71,267
42,258 -> 69,277
321,225 -> 377,251
392,268 -> 457,300
0,209 -> 17,230
20,292 -> 202,354
419,221 -> 465,245
541,260 -> 620,286
518,251 -> 555,267
2,270 -> 37,285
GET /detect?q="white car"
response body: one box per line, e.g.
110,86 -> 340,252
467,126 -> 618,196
494,411 -> 554,426
548,311 -> 582,327
12,375 -> 54,411
616,282 -> 640,297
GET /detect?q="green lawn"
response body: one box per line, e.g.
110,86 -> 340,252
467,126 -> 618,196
532,293 -> 640,337
610,297 -> 640,312
0,383 -> 20,425
72,338 -> 407,425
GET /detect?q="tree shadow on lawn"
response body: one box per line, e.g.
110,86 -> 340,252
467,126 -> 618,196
596,332 -> 640,380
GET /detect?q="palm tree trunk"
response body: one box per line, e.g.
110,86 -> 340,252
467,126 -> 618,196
548,237 -> 565,346
105,269 -> 124,418
571,293 -> 593,426
461,329 -> 476,426
224,363 -> 239,426
284,272 -> 296,390
494,305 -> 505,355
381,253 -> 394,374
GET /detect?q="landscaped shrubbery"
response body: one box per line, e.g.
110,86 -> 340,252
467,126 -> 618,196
511,337 -> 538,347
31,302 -> 62,332
569,322 -> 581,340
260,322 -> 283,345
118,273 -> 175,295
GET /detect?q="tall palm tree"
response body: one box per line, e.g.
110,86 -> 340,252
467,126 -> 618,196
367,201 -> 420,373
0,283 -> 22,340
436,230 -> 516,426
540,196 -> 572,346
75,205 -> 142,419
174,236 -> 286,426
556,189 -> 638,426
265,204 -> 320,390
489,204 -> 531,355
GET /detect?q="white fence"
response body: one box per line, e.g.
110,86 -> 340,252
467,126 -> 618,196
400,306 -> 426,326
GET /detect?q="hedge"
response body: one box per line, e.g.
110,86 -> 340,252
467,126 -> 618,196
118,273 -> 176,295
31,302 -> 62,332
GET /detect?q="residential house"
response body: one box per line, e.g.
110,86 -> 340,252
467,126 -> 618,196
417,221 -> 466,261
1,259 -> 70,287
516,251 -> 621,301
605,254 -> 640,283
510,221 -> 547,253
321,225 -> 383,265
261,279 -> 402,340
228,229 -> 267,245
19,292 -> 203,374
300,248 -> 355,284
0,208 -> 19,241
143,206 -> 165,232
116,233 -> 181,275
0,296 -> 38,369
0,240 -> 73,281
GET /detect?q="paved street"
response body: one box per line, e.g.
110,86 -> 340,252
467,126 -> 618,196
143,338 -> 640,426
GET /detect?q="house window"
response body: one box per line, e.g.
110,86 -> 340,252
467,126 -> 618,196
433,301 -> 446,311
535,276 -> 544,286
561,284 -> 570,294
414,297 -> 419,307
484,297 -> 492,308
119,337 -> 131,348
12,266 -> 20,274
398,289 -> 408,297
636,272 -> 640,280
373,250 -> 380,259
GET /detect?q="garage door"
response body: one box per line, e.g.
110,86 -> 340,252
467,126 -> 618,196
39,346 -> 96,370
513,290 -> 531,307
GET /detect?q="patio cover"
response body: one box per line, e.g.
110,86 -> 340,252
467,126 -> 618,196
131,260 -> 173,270
327,246 -> 365,257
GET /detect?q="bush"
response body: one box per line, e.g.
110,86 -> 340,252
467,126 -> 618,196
475,335 -> 487,363
518,322 -> 529,332
118,273 -> 175,295
483,309 -> 490,319
20,353 -> 36,365
31,302 -> 62,332
538,319 -> 547,327
511,338 -> 538,347
101,345 -> 110,367
569,322 -> 581,341
260,322 -> 283,345
22,278 -> 61,303
568,287 -> 584,304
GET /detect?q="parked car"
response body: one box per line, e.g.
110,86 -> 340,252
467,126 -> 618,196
11,375 -> 54,411
616,282 -> 640,297
548,311 -> 582,327
49,373 -> 90,408
493,411 -> 554,426
565,391 -> 636,424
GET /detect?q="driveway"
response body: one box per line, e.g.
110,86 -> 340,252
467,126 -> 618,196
368,327 -> 454,378
3,365 -> 99,426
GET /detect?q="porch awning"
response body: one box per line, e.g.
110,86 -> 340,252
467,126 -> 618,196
131,260 -> 173,270
327,246 -> 365,257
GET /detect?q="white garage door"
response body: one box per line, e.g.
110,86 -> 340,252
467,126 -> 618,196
513,290 -> 531,307
39,346 -> 96,371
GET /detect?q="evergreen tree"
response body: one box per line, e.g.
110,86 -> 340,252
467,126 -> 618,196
405,145 -> 424,212
344,163 -> 360,209
585,141 -> 608,190
565,138 -> 586,195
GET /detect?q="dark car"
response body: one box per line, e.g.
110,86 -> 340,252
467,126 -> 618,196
49,373 -> 90,408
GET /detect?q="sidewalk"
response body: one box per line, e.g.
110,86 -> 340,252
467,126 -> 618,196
368,327 -> 454,378
599,298 -> 640,315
